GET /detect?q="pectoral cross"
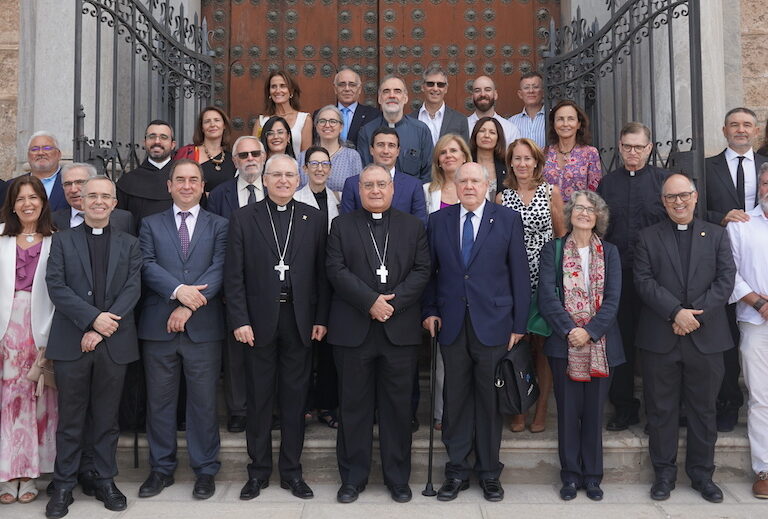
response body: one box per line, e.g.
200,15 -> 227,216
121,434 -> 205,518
376,264 -> 389,283
274,259 -> 290,281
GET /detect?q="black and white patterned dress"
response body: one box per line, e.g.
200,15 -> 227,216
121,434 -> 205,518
500,182 -> 554,289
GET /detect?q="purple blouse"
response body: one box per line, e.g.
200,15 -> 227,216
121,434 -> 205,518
542,144 -> 602,202
439,201 -> 453,209
15,242 -> 42,292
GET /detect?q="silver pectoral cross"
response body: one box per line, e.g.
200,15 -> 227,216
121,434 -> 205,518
376,264 -> 389,283
274,259 -> 290,281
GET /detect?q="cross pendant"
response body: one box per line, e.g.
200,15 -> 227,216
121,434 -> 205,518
376,264 -> 389,283
274,259 -> 290,281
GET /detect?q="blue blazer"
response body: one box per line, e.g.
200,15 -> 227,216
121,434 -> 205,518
537,237 -> 625,367
8,171 -> 69,212
137,207 -> 229,343
422,202 -> 531,347
206,178 -> 240,220
340,171 -> 428,226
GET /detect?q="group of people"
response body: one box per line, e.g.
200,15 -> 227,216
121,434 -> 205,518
0,64 -> 766,519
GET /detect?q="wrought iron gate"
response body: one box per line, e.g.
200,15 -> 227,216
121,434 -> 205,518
74,0 -> 214,178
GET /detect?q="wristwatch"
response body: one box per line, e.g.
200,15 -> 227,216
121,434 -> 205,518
753,298 -> 768,312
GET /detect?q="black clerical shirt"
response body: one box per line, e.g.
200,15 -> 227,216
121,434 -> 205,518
366,209 -> 391,291
672,220 -> 693,307
84,223 -> 111,310
266,198 -> 294,291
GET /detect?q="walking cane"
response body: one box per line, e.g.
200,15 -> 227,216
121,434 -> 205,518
422,321 -> 439,496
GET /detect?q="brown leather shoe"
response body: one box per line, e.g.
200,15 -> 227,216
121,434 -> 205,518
753,472 -> 768,499
508,416 -> 525,433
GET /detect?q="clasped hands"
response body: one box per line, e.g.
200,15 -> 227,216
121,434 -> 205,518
370,294 -> 395,322
672,308 -> 703,336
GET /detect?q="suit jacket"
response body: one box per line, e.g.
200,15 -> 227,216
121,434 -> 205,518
313,103 -> 380,149
137,207 -> 228,343
53,208 -> 135,235
422,202 -> 531,346
293,184 -> 340,232
633,219 -> 736,354
409,104 -> 470,143
224,199 -> 330,347
207,178 -> 240,219
45,224 -> 142,363
537,237 -> 625,367
705,149 -> 768,225
326,209 -> 431,347
7,170 -> 69,212
0,232 -> 54,348
340,171 -> 428,226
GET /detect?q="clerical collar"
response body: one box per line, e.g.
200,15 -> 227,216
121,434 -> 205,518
83,222 -> 110,235
267,197 -> 293,212
672,220 -> 692,231
148,157 -> 171,170
366,208 -> 391,222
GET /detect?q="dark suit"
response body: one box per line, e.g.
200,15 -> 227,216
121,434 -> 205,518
634,219 -> 736,484
409,104 -> 470,143
7,170 -> 69,211
313,103 -> 380,149
45,225 -> 142,489
224,199 -> 329,481
340,171 -> 428,226
207,178 -> 240,220
53,207 -> 135,235
422,202 -> 530,480
138,207 -> 228,477
326,208 -> 430,487
705,150 -> 768,417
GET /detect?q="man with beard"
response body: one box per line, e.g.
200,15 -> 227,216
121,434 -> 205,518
357,75 -> 434,183
116,120 -> 177,233
467,76 -> 520,148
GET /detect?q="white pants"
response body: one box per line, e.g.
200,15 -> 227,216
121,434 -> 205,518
739,321 -> 768,473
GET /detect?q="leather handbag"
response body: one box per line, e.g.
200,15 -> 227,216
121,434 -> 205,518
495,339 -> 539,415
26,347 -> 56,396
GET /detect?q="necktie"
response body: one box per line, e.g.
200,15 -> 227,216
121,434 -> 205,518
178,211 -> 190,259
340,107 -> 351,141
246,184 -> 257,205
462,211 -> 475,266
736,156 -> 746,210
76,212 -> 84,223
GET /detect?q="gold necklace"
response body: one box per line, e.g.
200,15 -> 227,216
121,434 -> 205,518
202,145 -> 225,171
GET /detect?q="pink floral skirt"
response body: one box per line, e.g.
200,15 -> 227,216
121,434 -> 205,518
0,290 -> 57,481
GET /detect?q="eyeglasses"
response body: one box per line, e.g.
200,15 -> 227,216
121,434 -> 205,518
424,81 -> 447,88
360,181 -> 392,190
573,204 -> 597,214
663,191 -> 695,203
84,193 -> 115,201
236,150 -> 263,159
29,145 -> 58,153
265,172 -> 298,179
620,143 -> 649,153
265,129 -> 287,137
316,118 -> 341,127
145,133 -> 172,142
62,179 -> 88,188
335,81 -> 359,89
307,161 -> 332,169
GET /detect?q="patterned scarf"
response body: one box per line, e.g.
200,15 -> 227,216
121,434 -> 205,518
562,233 -> 609,381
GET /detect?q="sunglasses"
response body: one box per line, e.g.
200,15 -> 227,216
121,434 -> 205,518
424,81 -> 447,88
236,150 -> 263,159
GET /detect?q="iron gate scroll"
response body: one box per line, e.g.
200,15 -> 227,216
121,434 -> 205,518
74,0 -> 214,178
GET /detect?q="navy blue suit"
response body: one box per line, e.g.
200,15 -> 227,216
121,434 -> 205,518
7,170 -> 69,211
206,178 -> 240,220
340,171 -> 427,226
138,207 -> 229,477
423,202 -> 530,481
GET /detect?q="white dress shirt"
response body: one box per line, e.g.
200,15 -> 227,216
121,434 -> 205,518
728,205 -> 768,324
467,112 -> 520,148
725,147 -> 757,209
236,175 -> 265,207
69,207 -> 85,228
170,203 -> 201,300
459,199 -> 486,248
418,102 -> 445,145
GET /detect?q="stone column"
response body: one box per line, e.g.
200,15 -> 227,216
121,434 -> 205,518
741,0 -> 768,149
0,0 -> 20,179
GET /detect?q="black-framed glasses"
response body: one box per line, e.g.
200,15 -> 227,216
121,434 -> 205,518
620,143 -> 650,153
236,150 -> 263,159
663,191 -> 695,203
424,81 -> 447,88
573,204 -> 597,214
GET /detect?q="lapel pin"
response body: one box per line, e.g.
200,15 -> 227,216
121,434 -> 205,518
302,214 -> 307,220
700,231 -> 706,237
489,218 -> 494,224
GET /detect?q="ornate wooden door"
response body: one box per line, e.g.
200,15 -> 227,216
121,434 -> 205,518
203,0 -> 557,138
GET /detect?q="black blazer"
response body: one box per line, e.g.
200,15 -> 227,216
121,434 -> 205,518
45,225 -> 143,363
326,208 -> 431,347
312,103 -> 380,149
633,219 -> 736,355
224,199 -> 330,347
206,178 -> 240,219
705,149 -> 768,225
52,208 -> 135,235
409,104 -> 470,143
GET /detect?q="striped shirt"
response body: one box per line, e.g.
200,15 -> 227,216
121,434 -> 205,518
508,107 -> 546,149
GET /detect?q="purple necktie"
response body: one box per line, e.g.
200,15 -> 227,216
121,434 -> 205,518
179,211 -> 190,259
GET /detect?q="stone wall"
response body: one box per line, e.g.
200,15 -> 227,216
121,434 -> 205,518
0,0 -> 19,179
742,0 -> 768,148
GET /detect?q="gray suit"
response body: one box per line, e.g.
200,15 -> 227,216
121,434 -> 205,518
138,207 -> 228,477
46,225 -> 142,489
410,104 -> 470,143
53,207 -> 135,235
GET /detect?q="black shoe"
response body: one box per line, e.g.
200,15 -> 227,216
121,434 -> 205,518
239,478 -> 269,500
227,415 -> 247,433
716,411 -> 738,433
138,471 -> 175,498
411,416 -> 420,433
94,481 -> 127,511
559,482 -> 577,501
388,484 -> 412,503
606,411 -> 640,431
337,483 -> 365,503
585,481 -> 603,501
280,478 -> 314,499
193,474 -> 215,500
479,478 -> 504,501
692,479 -> 723,503
77,470 -> 99,497
177,421 -> 186,432
650,480 -> 675,500
46,480 -> 55,497
45,488 -> 74,518
436,478 -> 469,501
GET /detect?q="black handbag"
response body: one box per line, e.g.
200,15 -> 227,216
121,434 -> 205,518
495,339 -> 540,415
